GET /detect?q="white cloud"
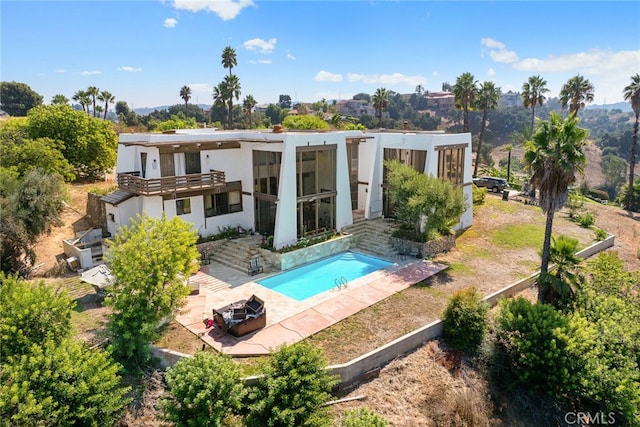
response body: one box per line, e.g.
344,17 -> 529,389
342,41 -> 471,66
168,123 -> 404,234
189,83 -> 213,92
54,69 -> 66,73
432,71 -> 440,77
164,18 -> 178,28
172,0 -> 254,21
81,70 -> 101,75
481,37 -> 505,49
118,66 -> 143,72
243,38 -> 277,53
314,71 -> 343,83
487,68 -> 496,78
249,59 -> 272,64
287,51 -> 296,61
481,37 -> 519,64
347,72 -> 426,86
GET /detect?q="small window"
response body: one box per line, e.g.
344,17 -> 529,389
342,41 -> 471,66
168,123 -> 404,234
108,213 -> 115,222
176,198 -> 191,215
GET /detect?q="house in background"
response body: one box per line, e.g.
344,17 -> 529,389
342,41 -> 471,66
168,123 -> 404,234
425,91 -> 455,111
102,128 -> 473,250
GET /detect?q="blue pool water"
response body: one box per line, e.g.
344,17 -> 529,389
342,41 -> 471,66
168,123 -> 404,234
256,251 -> 392,301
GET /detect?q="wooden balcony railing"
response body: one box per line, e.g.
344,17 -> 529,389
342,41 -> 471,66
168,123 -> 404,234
117,170 -> 226,196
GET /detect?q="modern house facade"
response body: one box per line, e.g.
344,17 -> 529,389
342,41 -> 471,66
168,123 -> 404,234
103,128 -> 473,250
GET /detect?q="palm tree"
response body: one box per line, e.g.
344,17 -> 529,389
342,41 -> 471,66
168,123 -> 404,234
415,84 -> 424,97
623,74 -> 640,211
474,81 -> 500,176
86,86 -> 99,117
453,72 -> 477,133
97,90 -> 115,120
242,94 -> 257,128
212,83 -> 228,128
523,112 -> 588,303
180,85 -> 191,113
539,235 -> 583,307
51,94 -> 69,105
521,75 -> 549,132
559,74 -> 594,116
72,90 -> 90,115
372,87 -> 389,127
223,74 -> 241,129
221,46 -> 237,77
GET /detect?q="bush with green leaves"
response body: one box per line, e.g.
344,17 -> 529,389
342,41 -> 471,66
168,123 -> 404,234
340,407 -> 388,427
442,287 -> 489,354
472,184 -> 487,206
246,342 -> 338,427
495,297 -> 575,396
163,351 -> 246,427
0,274 -> 75,358
574,210 -> 595,227
105,214 -> 200,370
386,159 -> 466,241
592,226 -> 608,241
282,114 -> 330,130
0,338 -> 131,426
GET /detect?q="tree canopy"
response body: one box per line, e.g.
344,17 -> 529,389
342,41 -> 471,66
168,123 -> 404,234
0,81 -> 43,116
105,214 -> 200,369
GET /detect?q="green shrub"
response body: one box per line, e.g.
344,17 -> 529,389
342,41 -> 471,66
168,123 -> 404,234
593,227 -> 608,241
341,407 -> 388,427
472,184 -> 486,206
574,211 -> 595,227
163,352 -> 246,427
495,297 -> 575,396
442,287 -> 489,354
246,343 -> 338,427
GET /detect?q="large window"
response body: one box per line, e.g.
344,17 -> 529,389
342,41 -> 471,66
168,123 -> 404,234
176,198 -> 191,215
160,153 -> 175,177
253,151 -> 281,197
185,152 -> 201,175
204,188 -> 242,217
296,146 -> 336,236
384,148 -> 427,173
437,145 -> 466,185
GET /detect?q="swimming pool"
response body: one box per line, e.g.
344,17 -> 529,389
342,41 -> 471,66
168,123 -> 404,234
256,251 -> 393,301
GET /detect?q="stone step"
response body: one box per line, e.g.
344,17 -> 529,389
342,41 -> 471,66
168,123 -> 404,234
190,271 -> 230,293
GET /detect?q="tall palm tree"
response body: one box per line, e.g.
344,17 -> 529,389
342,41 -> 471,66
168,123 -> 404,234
559,74 -> 594,116
212,83 -> 228,128
97,90 -> 115,120
453,72 -> 477,133
223,74 -> 241,129
86,86 -> 99,117
523,112 -> 588,303
474,81 -> 500,176
180,85 -> 191,113
521,75 -> 549,132
372,87 -> 389,127
51,94 -> 69,105
221,46 -> 237,77
415,84 -> 424,97
72,90 -> 90,115
623,74 -> 640,211
242,94 -> 257,128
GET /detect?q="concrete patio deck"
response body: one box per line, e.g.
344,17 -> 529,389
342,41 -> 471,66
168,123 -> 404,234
175,255 -> 447,356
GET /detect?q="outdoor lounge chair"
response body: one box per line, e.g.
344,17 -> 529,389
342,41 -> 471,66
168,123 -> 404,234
247,258 -> 263,276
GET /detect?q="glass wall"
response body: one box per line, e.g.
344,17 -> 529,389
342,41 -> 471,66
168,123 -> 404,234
253,151 -> 282,236
296,146 -> 336,236
382,148 -> 428,218
437,145 -> 466,185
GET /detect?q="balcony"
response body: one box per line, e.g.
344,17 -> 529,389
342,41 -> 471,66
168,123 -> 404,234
117,170 -> 226,196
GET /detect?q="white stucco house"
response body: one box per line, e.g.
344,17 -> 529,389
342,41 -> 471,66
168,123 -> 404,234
102,128 -> 473,250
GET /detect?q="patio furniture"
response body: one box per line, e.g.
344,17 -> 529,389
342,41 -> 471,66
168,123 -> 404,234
247,257 -> 263,276
213,295 -> 266,337
200,249 -> 212,265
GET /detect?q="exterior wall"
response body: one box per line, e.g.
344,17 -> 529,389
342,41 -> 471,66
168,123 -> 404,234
108,129 -> 473,247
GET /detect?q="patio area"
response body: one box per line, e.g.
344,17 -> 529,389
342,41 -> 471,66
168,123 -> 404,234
174,255 -> 447,356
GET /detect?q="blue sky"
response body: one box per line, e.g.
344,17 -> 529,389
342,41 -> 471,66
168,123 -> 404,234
2,1 -> 639,111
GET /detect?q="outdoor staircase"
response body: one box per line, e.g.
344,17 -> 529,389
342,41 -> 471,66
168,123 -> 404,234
189,271 -> 231,293
342,217 -> 398,258
207,238 -> 267,275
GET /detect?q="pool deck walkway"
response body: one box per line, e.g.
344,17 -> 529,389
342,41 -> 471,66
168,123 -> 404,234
174,257 -> 447,356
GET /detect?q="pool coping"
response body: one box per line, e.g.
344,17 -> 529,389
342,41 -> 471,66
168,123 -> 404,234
174,257 -> 448,356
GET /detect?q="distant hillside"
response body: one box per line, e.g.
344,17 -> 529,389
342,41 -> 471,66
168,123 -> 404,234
133,104 -> 211,115
586,102 -> 632,113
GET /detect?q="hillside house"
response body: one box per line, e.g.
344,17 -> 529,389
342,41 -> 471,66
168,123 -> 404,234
103,128 -> 473,250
